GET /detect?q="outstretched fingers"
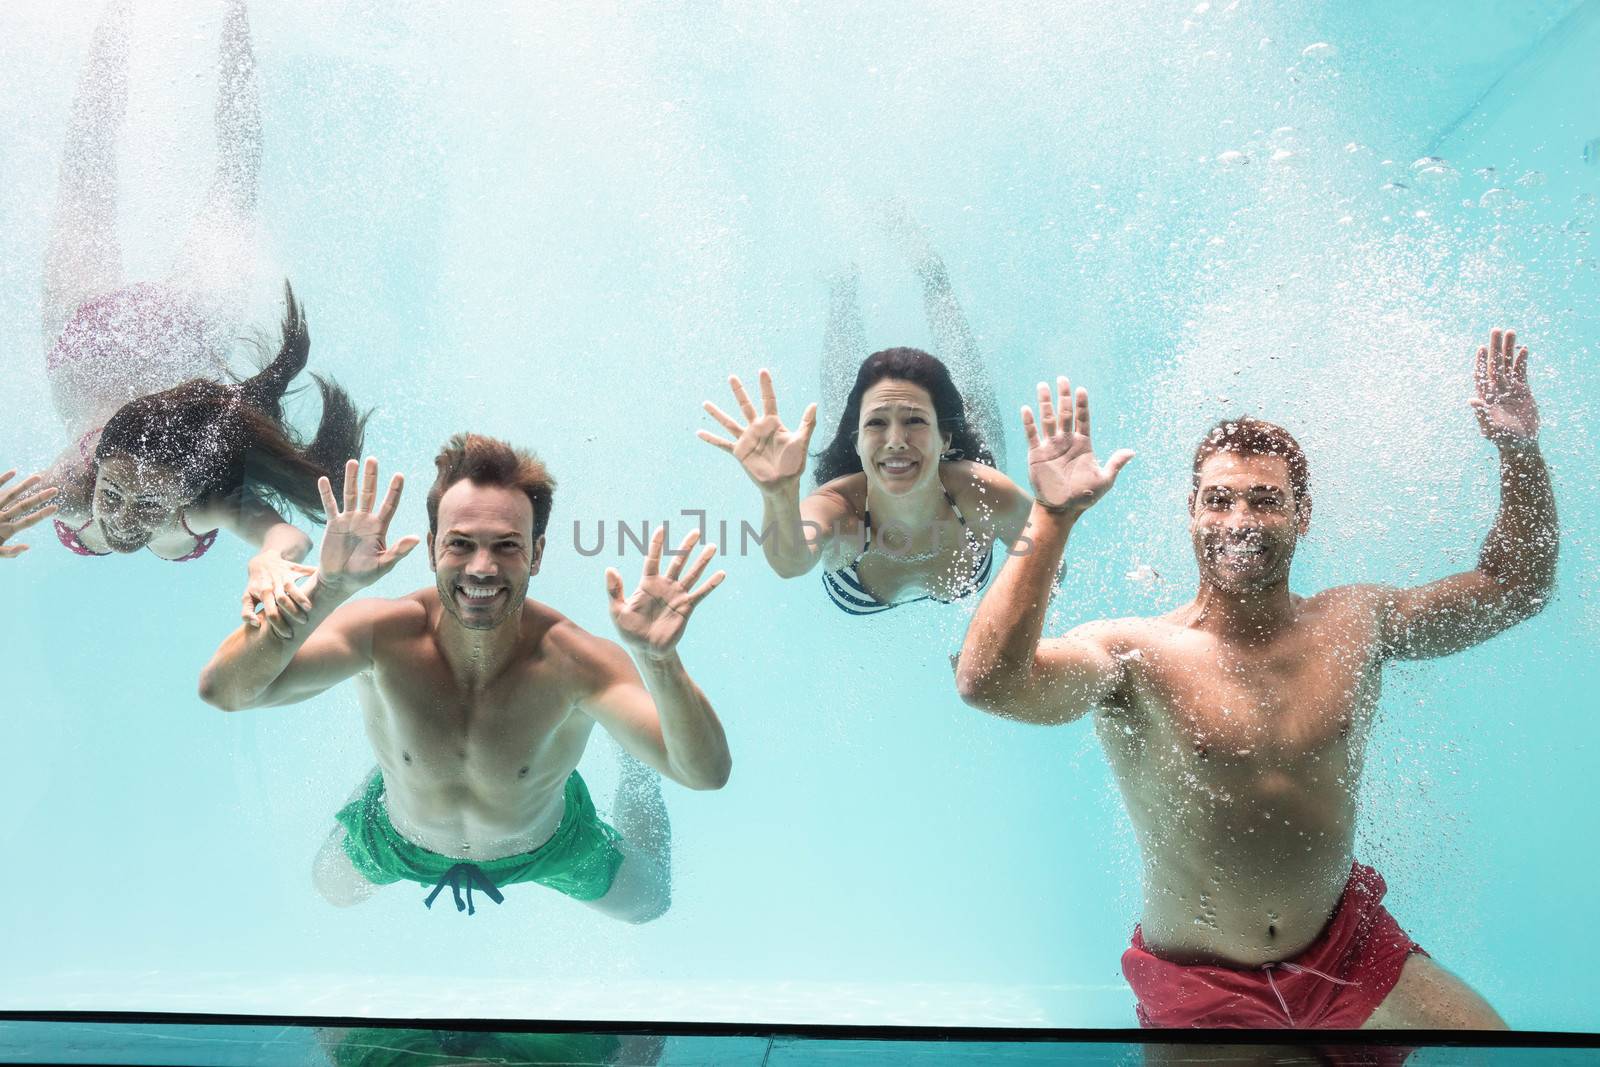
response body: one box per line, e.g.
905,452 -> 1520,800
1021,405 -> 1041,450
758,368 -> 779,418
798,402 -> 819,445
682,567 -> 727,608
703,400 -> 744,436
0,477 -> 59,525
729,374 -> 759,423
358,457 -> 380,513
1036,381 -> 1059,438
696,429 -> 736,453
678,543 -> 719,591
1074,382 -> 1091,440
317,475 -> 340,518
340,459 -> 359,514
381,535 -> 421,567
642,523 -> 665,578
375,472 -> 405,527
0,471 -> 42,511
663,528 -> 702,582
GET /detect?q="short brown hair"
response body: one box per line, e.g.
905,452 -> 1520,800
1191,417 -> 1310,505
427,433 -> 556,539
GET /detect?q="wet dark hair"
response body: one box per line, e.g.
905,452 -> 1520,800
1190,416 -> 1311,506
812,347 -> 993,485
95,281 -> 368,524
427,433 -> 556,540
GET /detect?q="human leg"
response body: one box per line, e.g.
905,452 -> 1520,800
312,767 -> 383,907
819,263 -> 869,440
168,0 -> 261,320
43,0 -> 130,346
885,203 -> 1007,470
583,755 -> 672,924
1362,954 -> 1507,1030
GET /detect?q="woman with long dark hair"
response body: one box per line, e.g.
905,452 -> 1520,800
700,347 -> 1035,615
34,0 -> 366,635
701,211 -> 1036,614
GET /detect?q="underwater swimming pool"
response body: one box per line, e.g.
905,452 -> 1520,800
1,0 -> 1597,1041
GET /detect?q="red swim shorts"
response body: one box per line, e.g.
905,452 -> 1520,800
1121,862 -> 1425,1029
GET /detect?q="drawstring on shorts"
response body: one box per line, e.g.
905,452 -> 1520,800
423,862 -> 506,916
1260,960 -> 1359,1027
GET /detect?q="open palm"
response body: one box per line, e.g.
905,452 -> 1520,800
316,458 -> 420,592
699,370 -> 818,488
608,526 -> 724,658
0,470 -> 59,559
1471,328 -> 1539,448
1023,377 -> 1134,516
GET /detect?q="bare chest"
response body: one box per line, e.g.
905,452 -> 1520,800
360,650 -> 583,780
1124,615 -> 1382,768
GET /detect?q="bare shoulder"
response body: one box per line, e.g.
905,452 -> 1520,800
539,604 -> 635,688
1301,583 -> 1392,626
947,459 -> 1027,508
349,590 -> 432,643
1064,614 -> 1170,657
810,472 -> 866,515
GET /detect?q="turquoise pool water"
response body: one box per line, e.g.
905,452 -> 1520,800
0,0 -> 1596,1034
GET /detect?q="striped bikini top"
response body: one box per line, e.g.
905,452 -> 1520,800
821,487 -> 996,616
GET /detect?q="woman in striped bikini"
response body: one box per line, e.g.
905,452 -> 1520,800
31,0 -> 367,637
701,211 -> 1037,614
700,347 -> 1036,615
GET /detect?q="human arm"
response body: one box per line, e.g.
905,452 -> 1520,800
699,369 -> 840,577
1380,329 -> 1558,659
0,470 -> 61,558
197,458 -> 420,710
956,378 -> 1135,724
580,526 -> 732,789
193,491 -> 317,637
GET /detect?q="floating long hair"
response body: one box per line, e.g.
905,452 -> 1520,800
96,281 -> 368,521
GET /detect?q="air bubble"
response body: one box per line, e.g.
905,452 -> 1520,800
1479,187 -> 1513,210
1301,42 -> 1337,59
1515,170 -> 1546,187
1381,181 -> 1409,194
1216,150 -> 1250,166
1413,164 -> 1459,190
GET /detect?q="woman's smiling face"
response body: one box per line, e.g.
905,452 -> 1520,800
855,378 -> 951,496
91,453 -> 189,552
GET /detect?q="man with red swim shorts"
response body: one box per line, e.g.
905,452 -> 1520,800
958,329 -> 1557,1029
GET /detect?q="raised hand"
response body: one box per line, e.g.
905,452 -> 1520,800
1471,328 -> 1539,449
606,526 -> 725,659
1022,377 -> 1135,516
698,370 -> 818,489
0,470 -> 60,558
241,550 -> 316,637
315,458 -> 420,594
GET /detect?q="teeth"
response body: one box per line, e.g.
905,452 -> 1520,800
460,585 -> 500,599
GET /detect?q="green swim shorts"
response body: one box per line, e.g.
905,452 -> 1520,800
334,770 -> 625,912
326,1028 -> 622,1067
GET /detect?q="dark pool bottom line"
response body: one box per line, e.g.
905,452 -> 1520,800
1,1014 -> 1598,1066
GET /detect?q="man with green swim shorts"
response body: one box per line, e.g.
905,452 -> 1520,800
200,434 -> 733,921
